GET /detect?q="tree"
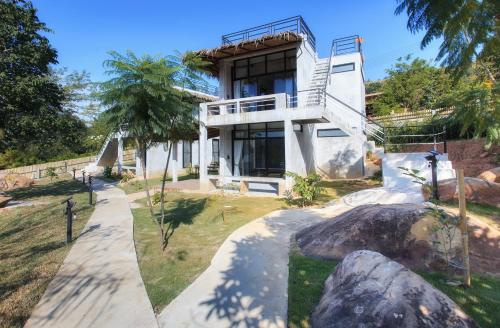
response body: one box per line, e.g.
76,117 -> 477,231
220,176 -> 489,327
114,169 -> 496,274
395,0 -> 498,81
99,50 -> 181,216
0,0 -> 89,168
372,56 -> 453,115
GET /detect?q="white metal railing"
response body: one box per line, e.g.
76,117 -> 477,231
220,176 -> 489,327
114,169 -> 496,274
206,94 -> 288,116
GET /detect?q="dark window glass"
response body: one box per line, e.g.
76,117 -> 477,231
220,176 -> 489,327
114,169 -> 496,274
250,123 -> 266,138
249,56 -> 265,76
267,52 -> 285,73
212,139 -> 219,164
286,49 -> 297,70
331,63 -> 355,74
317,128 -> 349,137
183,140 -> 192,167
235,59 -> 248,79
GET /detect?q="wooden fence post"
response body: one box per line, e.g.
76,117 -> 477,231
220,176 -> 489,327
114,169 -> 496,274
457,168 -> 471,287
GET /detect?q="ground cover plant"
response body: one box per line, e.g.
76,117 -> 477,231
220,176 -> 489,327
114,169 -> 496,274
0,176 -> 95,327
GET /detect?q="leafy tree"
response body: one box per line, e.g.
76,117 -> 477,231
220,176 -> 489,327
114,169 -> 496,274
372,56 -> 453,115
0,0 -> 89,168
395,0 -> 498,81
99,50 -> 181,215
365,80 -> 384,94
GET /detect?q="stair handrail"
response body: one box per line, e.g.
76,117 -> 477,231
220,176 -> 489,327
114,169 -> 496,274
95,132 -> 116,164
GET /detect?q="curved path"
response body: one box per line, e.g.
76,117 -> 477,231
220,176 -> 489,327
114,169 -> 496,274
157,187 -> 423,328
25,179 -> 158,328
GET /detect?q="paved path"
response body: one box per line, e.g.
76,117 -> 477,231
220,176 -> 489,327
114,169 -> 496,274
25,179 -> 158,328
157,188 -> 423,328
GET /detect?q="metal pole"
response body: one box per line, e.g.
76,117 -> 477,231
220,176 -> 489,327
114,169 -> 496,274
72,168 -> 76,180
88,175 -> 93,205
431,158 -> 439,200
62,197 -> 74,244
443,125 -> 448,153
82,170 -> 86,184
457,169 -> 471,287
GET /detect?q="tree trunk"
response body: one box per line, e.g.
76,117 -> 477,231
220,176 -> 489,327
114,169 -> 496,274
136,139 -> 154,217
159,142 -> 173,250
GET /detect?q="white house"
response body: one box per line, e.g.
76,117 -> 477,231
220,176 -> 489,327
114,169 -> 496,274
92,16 -> 370,195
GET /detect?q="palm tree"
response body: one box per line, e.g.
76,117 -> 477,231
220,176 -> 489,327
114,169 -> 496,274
100,50 -> 180,215
395,0 -> 498,81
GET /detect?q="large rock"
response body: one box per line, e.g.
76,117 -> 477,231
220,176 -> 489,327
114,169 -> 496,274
297,204 -> 428,260
0,174 -> 34,191
312,250 -> 478,328
477,167 -> 500,183
438,177 -> 500,207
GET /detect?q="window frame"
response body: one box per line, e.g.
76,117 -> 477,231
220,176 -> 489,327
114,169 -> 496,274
331,62 -> 355,74
182,140 -> 192,168
317,128 -> 349,138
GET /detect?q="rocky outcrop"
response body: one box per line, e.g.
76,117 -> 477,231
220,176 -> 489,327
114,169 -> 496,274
311,250 -> 478,328
438,177 -> 500,207
297,204 -> 429,260
477,167 -> 500,183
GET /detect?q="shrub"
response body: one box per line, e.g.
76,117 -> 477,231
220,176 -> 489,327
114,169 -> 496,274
152,191 -> 162,206
103,166 -> 113,178
285,172 -> 324,207
45,167 -> 58,182
120,171 -> 135,184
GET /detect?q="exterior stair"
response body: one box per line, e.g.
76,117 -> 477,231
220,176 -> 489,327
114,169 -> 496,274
305,58 -> 329,106
84,132 -> 123,173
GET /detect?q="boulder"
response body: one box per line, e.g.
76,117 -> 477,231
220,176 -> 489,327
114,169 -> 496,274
311,250 -> 478,328
297,204 -> 428,260
438,177 -> 500,207
477,167 -> 500,183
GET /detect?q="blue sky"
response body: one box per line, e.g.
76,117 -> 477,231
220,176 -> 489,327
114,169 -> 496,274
32,0 -> 441,82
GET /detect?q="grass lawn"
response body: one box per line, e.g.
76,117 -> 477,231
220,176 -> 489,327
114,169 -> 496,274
288,249 -> 337,328
0,176 -> 95,328
316,178 -> 381,205
119,173 -> 198,194
132,191 -> 288,312
287,251 -> 500,328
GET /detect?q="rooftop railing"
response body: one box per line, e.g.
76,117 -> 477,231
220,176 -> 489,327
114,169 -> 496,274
221,16 -> 316,50
331,35 -> 362,56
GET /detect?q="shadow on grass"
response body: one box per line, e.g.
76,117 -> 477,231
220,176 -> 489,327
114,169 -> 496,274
5,179 -> 87,200
157,197 -> 208,249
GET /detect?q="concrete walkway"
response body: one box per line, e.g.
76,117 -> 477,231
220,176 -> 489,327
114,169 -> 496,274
25,179 -> 158,328
157,188 -> 423,328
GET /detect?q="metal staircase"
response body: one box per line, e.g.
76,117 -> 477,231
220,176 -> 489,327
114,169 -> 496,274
305,58 -> 329,106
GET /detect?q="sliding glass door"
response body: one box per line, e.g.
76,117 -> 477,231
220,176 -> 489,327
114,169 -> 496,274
232,122 -> 285,178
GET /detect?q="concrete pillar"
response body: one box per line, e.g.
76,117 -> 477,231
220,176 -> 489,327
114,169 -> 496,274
117,136 -> 124,174
172,142 -> 178,182
284,119 -> 294,189
199,103 -> 209,190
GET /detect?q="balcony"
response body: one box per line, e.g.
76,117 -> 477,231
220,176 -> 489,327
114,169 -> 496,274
222,16 -> 316,51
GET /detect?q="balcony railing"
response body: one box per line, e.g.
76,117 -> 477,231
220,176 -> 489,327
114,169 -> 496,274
331,35 -> 362,56
221,16 -> 316,50
206,94 -> 290,116
175,79 -> 218,97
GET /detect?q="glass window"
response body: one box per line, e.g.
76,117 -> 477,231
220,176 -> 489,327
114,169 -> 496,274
331,63 -> 355,74
212,139 -> 219,164
250,123 -> 266,138
286,49 -> 297,70
183,140 -> 192,167
249,56 -> 265,76
234,59 -> 248,79
267,52 -> 285,73
317,128 -> 349,137
267,121 -> 285,138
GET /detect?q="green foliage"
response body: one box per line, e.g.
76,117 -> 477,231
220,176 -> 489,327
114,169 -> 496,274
45,167 -> 58,181
285,172 -> 324,207
103,166 -> 113,179
365,80 -> 384,94
395,0 -> 498,81
372,56 -> 452,115
152,192 -> 162,206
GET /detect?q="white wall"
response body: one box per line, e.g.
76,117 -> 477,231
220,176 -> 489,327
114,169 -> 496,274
296,39 -> 317,106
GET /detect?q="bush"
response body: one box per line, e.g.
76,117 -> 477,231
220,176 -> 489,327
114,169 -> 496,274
285,172 -> 324,207
103,166 -> 113,178
119,171 -> 135,184
45,167 -> 58,182
152,191 -> 162,206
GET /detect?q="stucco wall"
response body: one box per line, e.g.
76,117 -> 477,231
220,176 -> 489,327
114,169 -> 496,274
296,38 -> 317,106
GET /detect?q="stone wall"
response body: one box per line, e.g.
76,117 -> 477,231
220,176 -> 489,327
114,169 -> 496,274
397,139 -> 499,177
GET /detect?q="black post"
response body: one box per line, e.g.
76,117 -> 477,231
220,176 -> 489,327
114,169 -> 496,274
443,125 -> 448,153
88,175 -> 93,205
62,197 -> 74,243
82,170 -> 86,184
431,158 -> 439,200
72,168 -> 76,180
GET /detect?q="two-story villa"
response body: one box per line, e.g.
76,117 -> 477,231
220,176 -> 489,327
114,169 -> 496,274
195,16 -> 367,193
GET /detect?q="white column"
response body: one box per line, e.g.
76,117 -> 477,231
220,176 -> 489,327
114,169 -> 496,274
172,142 -> 178,182
284,119 -> 294,189
199,104 -> 209,190
117,136 -> 124,174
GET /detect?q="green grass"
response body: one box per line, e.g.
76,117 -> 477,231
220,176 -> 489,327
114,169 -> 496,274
119,173 -> 198,194
287,249 -> 337,328
0,176 -> 95,328
287,251 -> 500,328
132,192 -> 288,312
316,179 -> 381,205
418,271 -> 500,328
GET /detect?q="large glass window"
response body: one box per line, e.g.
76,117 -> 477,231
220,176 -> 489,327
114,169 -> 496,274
212,139 -> 219,164
183,140 -> 192,168
232,122 -> 285,178
232,49 -> 297,99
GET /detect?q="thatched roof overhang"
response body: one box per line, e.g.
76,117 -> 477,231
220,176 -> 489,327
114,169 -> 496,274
194,32 -> 303,77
